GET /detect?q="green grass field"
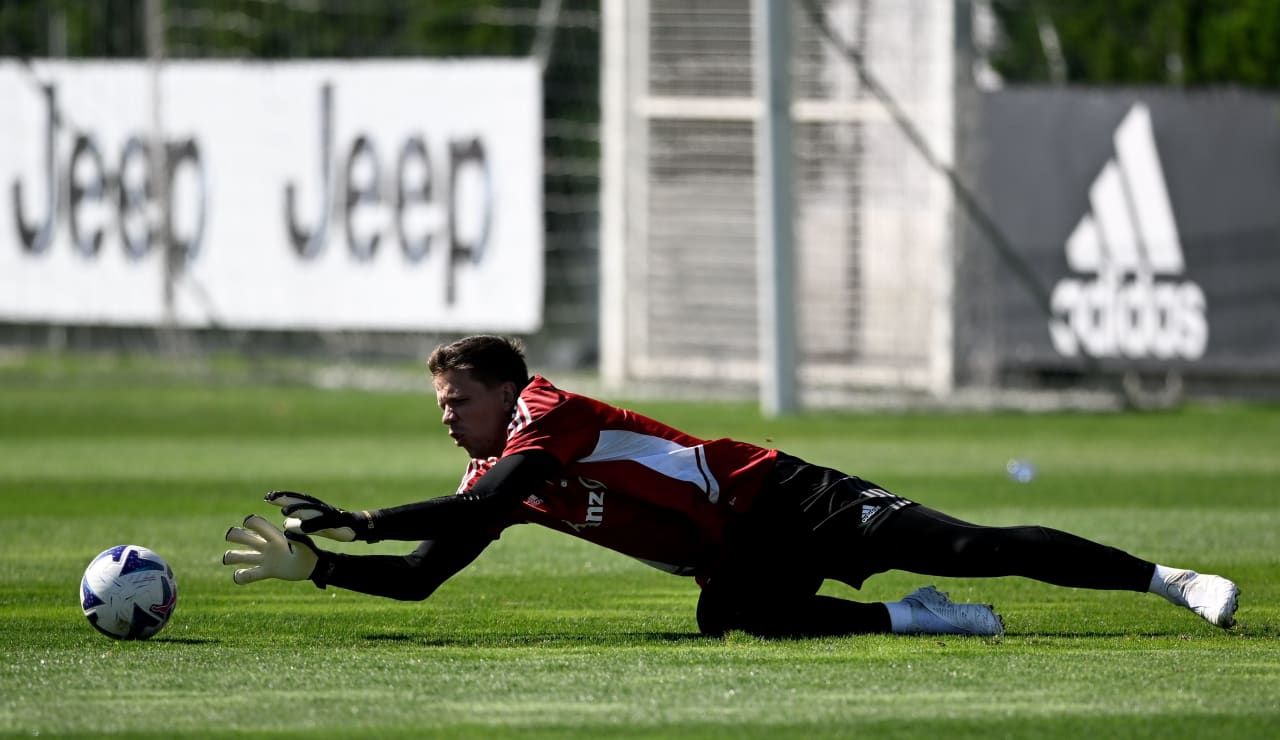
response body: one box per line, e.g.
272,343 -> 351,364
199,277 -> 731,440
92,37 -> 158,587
1,360 -> 1278,738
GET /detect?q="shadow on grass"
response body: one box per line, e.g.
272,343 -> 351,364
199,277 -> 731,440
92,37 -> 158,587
359,626 -> 1270,647
361,631 -> 708,647
152,636 -> 221,645
1006,625 -> 1267,639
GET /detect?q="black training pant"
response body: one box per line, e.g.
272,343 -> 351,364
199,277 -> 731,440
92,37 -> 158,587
696,453 -> 1155,637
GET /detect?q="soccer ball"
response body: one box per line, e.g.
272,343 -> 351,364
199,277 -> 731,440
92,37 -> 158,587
80,545 -> 178,640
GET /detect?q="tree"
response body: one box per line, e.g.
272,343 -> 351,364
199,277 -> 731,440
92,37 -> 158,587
988,0 -> 1280,88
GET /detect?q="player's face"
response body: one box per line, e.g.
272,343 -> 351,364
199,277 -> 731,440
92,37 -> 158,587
433,369 -> 517,459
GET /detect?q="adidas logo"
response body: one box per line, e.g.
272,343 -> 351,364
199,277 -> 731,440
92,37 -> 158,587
860,505 -> 880,525
1048,103 -> 1209,360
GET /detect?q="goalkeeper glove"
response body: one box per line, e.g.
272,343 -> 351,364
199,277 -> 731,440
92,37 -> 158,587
223,514 -> 321,584
265,490 -> 376,542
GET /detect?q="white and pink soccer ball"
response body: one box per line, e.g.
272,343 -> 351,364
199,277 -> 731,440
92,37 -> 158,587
80,545 -> 178,640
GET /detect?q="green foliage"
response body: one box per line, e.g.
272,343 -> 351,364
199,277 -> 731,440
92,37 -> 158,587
0,0 -> 600,65
990,0 -> 1280,88
1,368 -> 1278,737
0,1 -> 535,59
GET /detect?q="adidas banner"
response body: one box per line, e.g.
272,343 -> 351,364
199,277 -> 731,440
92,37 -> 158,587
961,88 -> 1280,378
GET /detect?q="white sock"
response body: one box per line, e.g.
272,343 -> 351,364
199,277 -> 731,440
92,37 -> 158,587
1150,564 -> 1191,606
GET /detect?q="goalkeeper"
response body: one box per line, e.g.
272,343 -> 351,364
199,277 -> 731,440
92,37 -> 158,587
224,335 -> 1240,637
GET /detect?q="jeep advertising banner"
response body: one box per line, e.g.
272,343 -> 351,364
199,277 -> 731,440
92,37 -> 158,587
961,88 -> 1280,380
0,60 -> 543,332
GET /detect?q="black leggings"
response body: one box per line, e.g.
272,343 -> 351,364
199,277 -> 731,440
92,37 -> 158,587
698,507 -> 1155,637
863,505 -> 1155,591
697,455 -> 1156,637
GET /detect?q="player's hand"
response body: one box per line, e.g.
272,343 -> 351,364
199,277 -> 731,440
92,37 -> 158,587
223,514 -> 321,584
265,490 -> 374,542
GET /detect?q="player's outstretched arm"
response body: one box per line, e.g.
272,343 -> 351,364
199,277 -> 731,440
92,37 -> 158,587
365,450 -> 560,540
266,490 -> 375,542
268,451 -> 560,544
311,534 -> 495,601
223,514 -> 323,584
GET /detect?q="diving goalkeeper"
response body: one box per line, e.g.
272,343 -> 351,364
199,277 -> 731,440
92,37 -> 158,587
223,335 -> 1239,637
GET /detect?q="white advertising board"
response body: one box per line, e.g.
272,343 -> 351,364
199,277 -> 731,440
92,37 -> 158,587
0,60 -> 543,332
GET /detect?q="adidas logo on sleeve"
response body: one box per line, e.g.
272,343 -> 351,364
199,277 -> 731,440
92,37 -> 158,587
1049,103 -> 1208,360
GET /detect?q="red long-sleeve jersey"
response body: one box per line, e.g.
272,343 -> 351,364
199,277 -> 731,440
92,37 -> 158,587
457,376 -> 777,576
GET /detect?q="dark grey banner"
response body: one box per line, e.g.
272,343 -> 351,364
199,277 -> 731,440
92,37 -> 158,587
959,88 -> 1280,381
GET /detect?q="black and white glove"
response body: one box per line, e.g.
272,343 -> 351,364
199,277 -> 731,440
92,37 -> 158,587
222,514 -> 321,584
265,490 -> 375,542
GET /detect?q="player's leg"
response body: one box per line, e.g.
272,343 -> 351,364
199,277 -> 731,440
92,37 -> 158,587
700,488 -> 1002,638
695,571 -> 1003,638
867,505 -> 1154,589
766,452 -> 1238,629
695,569 -> 888,637
862,505 -> 1239,627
